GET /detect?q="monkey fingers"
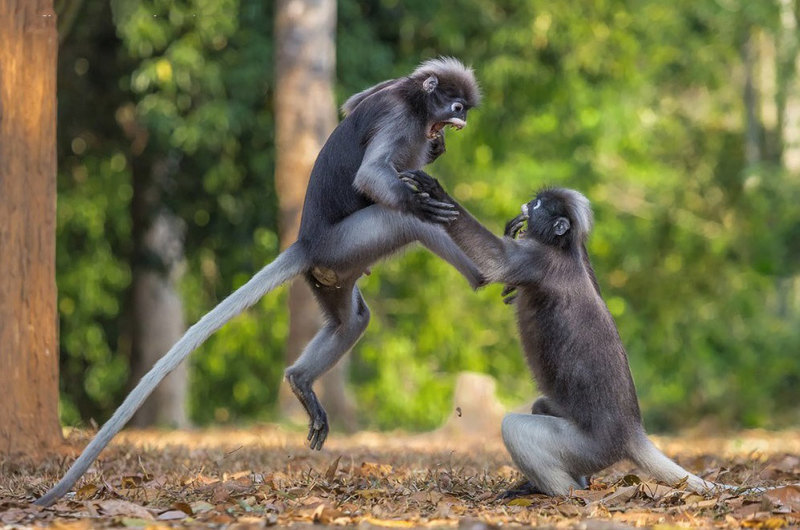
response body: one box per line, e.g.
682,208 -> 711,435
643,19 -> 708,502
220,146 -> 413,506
417,197 -> 459,224
502,284 -> 518,305
400,175 -> 420,191
426,132 -> 447,164
399,170 -> 447,201
405,192 -> 458,225
504,214 -> 527,239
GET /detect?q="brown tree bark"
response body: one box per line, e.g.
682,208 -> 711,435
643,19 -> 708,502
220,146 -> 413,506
778,0 -> 800,173
274,0 -> 356,430
0,0 -> 63,456
776,0 -> 800,315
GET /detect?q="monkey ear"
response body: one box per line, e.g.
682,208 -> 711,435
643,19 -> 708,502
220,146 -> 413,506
422,75 -> 439,93
553,217 -> 571,236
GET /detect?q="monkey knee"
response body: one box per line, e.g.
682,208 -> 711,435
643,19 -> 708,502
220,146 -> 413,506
284,366 -> 310,390
501,413 -> 531,455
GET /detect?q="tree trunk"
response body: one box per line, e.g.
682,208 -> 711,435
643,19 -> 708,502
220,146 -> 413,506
274,0 -> 356,430
128,155 -> 189,428
742,29 -> 763,166
778,0 -> 800,173
0,0 -> 62,456
777,0 -> 800,315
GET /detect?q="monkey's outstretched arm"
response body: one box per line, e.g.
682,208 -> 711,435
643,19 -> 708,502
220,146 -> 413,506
401,170 -> 538,283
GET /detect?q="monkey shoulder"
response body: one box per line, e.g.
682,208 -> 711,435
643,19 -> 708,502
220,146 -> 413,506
298,120 -> 374,238
350,90 -> 425,150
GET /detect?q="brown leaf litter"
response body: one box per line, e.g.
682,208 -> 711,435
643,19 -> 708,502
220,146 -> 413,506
0,426 -> 798,528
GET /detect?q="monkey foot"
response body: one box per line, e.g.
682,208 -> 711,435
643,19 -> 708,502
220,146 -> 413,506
307,410 -> 329,451
286,371 -> 330,450
496,480 -> 546,500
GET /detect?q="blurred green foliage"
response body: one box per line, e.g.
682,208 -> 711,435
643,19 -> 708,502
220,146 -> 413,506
56,0 -> 800,432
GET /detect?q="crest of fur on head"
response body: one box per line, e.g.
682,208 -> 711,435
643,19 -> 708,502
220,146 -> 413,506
341,57 -> 481,116
410,56 -> 481,107
560,188 -> 593,237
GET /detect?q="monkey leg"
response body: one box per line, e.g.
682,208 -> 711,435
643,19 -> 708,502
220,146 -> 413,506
501,413 -> 600,496
499,401 -> 588,499
285,281 -> 370,450
312,205 -> 483,288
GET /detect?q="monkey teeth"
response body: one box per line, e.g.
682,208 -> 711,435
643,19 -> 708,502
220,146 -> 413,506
446,118 -> 466,130
427,119 -> 467,139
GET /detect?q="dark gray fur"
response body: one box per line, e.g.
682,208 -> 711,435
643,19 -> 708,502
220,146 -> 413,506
36,57 -> 482,507
402,172 -> 736,496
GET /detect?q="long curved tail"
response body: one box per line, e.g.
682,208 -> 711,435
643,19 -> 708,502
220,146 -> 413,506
36,243 -> 309,507
628,432 -> 770,495
628,432 -> 719,493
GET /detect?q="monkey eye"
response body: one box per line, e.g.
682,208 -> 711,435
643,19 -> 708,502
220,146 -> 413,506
532,199 -> 542,210
451,102 -> 464,113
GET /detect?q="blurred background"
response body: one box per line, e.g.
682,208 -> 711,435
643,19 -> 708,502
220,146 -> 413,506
55,0 -> 799,435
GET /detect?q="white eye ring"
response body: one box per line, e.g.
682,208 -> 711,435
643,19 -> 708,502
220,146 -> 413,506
532,199 -> 542,210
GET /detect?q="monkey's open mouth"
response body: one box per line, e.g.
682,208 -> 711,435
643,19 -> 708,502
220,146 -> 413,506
427,118 -> 467,139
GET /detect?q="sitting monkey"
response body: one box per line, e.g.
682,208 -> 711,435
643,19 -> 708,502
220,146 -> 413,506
402,171 -> 752,496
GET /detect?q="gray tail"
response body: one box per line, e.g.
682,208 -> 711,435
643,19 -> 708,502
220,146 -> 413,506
629,433 -> 774,495
35,243 -> 308,507
628,433 -> 720,493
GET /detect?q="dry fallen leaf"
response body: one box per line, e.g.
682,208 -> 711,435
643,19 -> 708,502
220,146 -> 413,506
49,521 -> 92,530
765,485 -> 800,512
74,483 -> 98,500
358,461 -> 393,477
157,509 -> 188,520
94,499 -> 154,520
325,455 -> 342,481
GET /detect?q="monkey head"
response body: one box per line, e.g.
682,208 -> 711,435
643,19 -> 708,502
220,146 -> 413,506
507,188 -> 593,250
410,57 -> 481,140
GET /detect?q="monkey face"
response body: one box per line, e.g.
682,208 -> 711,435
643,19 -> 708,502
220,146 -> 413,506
520,193 -> 574,249
419,75 -> 472,139
425,90 -> 470,139
410,57 -> 480,140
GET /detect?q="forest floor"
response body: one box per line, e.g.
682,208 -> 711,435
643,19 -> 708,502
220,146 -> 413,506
1,426 -> 799,529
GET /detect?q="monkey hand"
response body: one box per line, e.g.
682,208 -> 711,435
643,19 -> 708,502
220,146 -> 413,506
504,214 -> 527,239
400,169 -> 451,200
399,170 -> 458,224
502,284 -> 518,305
425,132 -> 446,164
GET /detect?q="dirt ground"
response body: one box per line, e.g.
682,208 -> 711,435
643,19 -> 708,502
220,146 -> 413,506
1,426 -> 799,528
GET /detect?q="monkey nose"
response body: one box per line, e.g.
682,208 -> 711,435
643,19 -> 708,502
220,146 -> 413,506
521,203 -> 529,218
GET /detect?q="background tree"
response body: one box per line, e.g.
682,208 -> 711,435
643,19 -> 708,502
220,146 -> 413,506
274,0 -> 357,430
0,0 -> 62,455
